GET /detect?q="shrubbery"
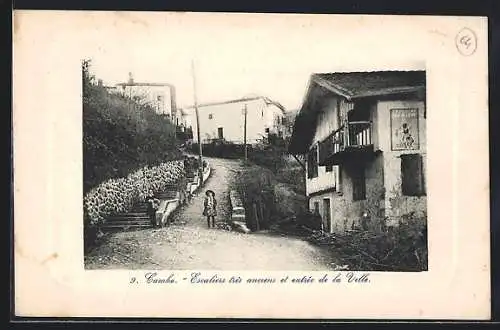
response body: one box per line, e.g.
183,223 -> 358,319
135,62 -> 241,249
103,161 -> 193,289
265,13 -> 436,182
231,165 -> 277,231
84,161 -> 185,226
306,213 -> 428,271
187,141 -> 250,159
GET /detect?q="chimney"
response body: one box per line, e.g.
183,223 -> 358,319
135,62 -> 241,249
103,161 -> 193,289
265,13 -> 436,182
97,79 -> 103,87
128,72 -> 134,84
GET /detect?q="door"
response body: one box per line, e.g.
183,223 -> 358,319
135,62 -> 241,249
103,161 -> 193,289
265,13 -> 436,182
218,127 -> 224,139
322,198 -> 331,232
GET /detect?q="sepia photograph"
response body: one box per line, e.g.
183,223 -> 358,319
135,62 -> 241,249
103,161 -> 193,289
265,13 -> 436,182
81,30 -> 427,272
13,11 -> 489,319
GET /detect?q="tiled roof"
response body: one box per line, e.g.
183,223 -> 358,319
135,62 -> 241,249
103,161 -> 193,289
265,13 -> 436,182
313,70 -> 425,99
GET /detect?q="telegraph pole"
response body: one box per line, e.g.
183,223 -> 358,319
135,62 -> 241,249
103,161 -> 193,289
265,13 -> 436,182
243,104 -> 248,162
191,60 -> 203,179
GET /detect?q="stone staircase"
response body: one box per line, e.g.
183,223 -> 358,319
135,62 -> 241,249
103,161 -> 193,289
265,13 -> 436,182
99,163 -> 211,231
100,184 -> 182,231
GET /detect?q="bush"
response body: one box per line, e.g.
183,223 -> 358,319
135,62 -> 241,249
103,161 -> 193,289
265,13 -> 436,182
275,167 -> 306,194
307,213 -> 428,271
295,210 -> 323,231
188,141 -> 250,159
247,142 -> 286,174
231,165 -> 276,230
82,60 -> 181,193
83,160 -> 185,227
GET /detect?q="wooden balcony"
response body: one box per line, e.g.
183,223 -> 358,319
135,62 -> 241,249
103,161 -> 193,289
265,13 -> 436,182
319,121 -> 374,165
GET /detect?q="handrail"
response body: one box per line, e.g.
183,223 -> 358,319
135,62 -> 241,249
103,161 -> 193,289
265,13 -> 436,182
348,121 -> 371,125
319,121 -> 373,156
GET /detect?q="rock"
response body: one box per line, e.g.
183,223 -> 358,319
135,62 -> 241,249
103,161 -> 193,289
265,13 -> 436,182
233,222 -> 251,234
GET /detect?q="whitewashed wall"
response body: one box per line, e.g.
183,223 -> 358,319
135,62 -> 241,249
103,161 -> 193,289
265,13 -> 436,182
183,98 -> 285,144
120,85 -> 173,117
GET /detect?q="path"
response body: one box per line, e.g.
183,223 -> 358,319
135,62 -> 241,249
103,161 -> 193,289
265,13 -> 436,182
85,157 -> 336,270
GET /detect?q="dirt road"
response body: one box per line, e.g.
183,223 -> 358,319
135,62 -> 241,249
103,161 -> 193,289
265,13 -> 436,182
85,157 -> 335,270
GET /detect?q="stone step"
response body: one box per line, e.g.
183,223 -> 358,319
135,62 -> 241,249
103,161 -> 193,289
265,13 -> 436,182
106,213 -> 150,219
156,191 -> 179,199
104,219 -> 152,225
102,216 -> 152,222
100,223 -> 152,229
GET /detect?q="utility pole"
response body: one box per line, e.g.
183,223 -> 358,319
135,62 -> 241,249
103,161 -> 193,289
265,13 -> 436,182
243,103 -> 248,162
191,60 -> 203,180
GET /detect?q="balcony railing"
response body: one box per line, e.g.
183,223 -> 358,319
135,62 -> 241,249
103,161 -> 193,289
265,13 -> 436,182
319,121 -> 373,165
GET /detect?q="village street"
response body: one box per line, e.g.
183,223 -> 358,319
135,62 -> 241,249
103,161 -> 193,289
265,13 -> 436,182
85,157 -> 336,270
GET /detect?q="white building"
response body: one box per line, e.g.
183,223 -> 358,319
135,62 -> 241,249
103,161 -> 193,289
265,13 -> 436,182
115,73 -> 178,123
180,96 -> 287,144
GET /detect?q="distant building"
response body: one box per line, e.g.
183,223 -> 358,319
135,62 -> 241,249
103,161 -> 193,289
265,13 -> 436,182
180,96 -> 287,144
115,72 -> 178,123
288,70 -> 426,233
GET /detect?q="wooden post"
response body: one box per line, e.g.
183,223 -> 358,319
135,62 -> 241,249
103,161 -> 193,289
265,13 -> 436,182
253,203 -> 259,231
191,60 -> 203,179
258,199 -> 264,230
243,104 -> 248,162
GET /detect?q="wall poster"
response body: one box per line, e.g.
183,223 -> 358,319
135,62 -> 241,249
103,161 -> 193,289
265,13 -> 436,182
390,108 -> 419,150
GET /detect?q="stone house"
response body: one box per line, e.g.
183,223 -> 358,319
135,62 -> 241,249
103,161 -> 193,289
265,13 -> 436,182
180,96 -> 287,145
288,71 -> 427,233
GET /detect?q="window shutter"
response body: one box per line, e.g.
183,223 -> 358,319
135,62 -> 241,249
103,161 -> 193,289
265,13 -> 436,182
352,163 -> 366,201
401,154 -> 425,196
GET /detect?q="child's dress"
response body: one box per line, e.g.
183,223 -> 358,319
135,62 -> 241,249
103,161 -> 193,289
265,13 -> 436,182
203,195 -> 217,217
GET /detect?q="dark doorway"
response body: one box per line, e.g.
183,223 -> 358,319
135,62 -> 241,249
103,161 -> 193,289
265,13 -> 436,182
218,127 -> 224,139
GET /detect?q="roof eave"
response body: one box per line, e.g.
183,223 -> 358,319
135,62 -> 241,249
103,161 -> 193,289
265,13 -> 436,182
351,85 -> 426,99
312,75 -> 353,101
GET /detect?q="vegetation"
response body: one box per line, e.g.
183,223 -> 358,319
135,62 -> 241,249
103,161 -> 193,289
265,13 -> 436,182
228,133 -> 309,231
187,140 -> 250,159
82,60 -> 186,251
305,213 -> 428,271
82,59 -> 182,194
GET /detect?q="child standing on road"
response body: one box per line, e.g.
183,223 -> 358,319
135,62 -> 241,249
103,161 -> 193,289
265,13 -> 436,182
203,190 -> 217,228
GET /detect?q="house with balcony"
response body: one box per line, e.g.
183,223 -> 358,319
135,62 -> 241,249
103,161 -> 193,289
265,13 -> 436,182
288,71 -> 426,233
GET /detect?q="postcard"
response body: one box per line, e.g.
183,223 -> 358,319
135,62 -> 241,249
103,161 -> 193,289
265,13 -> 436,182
12,11 -> 490,319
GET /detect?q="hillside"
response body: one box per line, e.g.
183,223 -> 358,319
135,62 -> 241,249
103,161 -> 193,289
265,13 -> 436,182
82,60 -> 182,193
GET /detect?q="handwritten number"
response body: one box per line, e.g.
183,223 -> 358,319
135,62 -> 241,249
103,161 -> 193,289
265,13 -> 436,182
130,277 -> 136,284
460,36 -> 472,49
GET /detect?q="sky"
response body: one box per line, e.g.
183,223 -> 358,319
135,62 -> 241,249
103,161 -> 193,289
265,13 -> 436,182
82,12 -> 426,111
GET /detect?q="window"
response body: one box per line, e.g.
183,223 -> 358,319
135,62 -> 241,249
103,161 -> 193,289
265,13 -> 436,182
265,128 -> 270,133
401,154 -> 426,196
352,163 -> 366,201
326,164 -> 333,172
208,113 -> 213,120
307,145 -> 319,179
